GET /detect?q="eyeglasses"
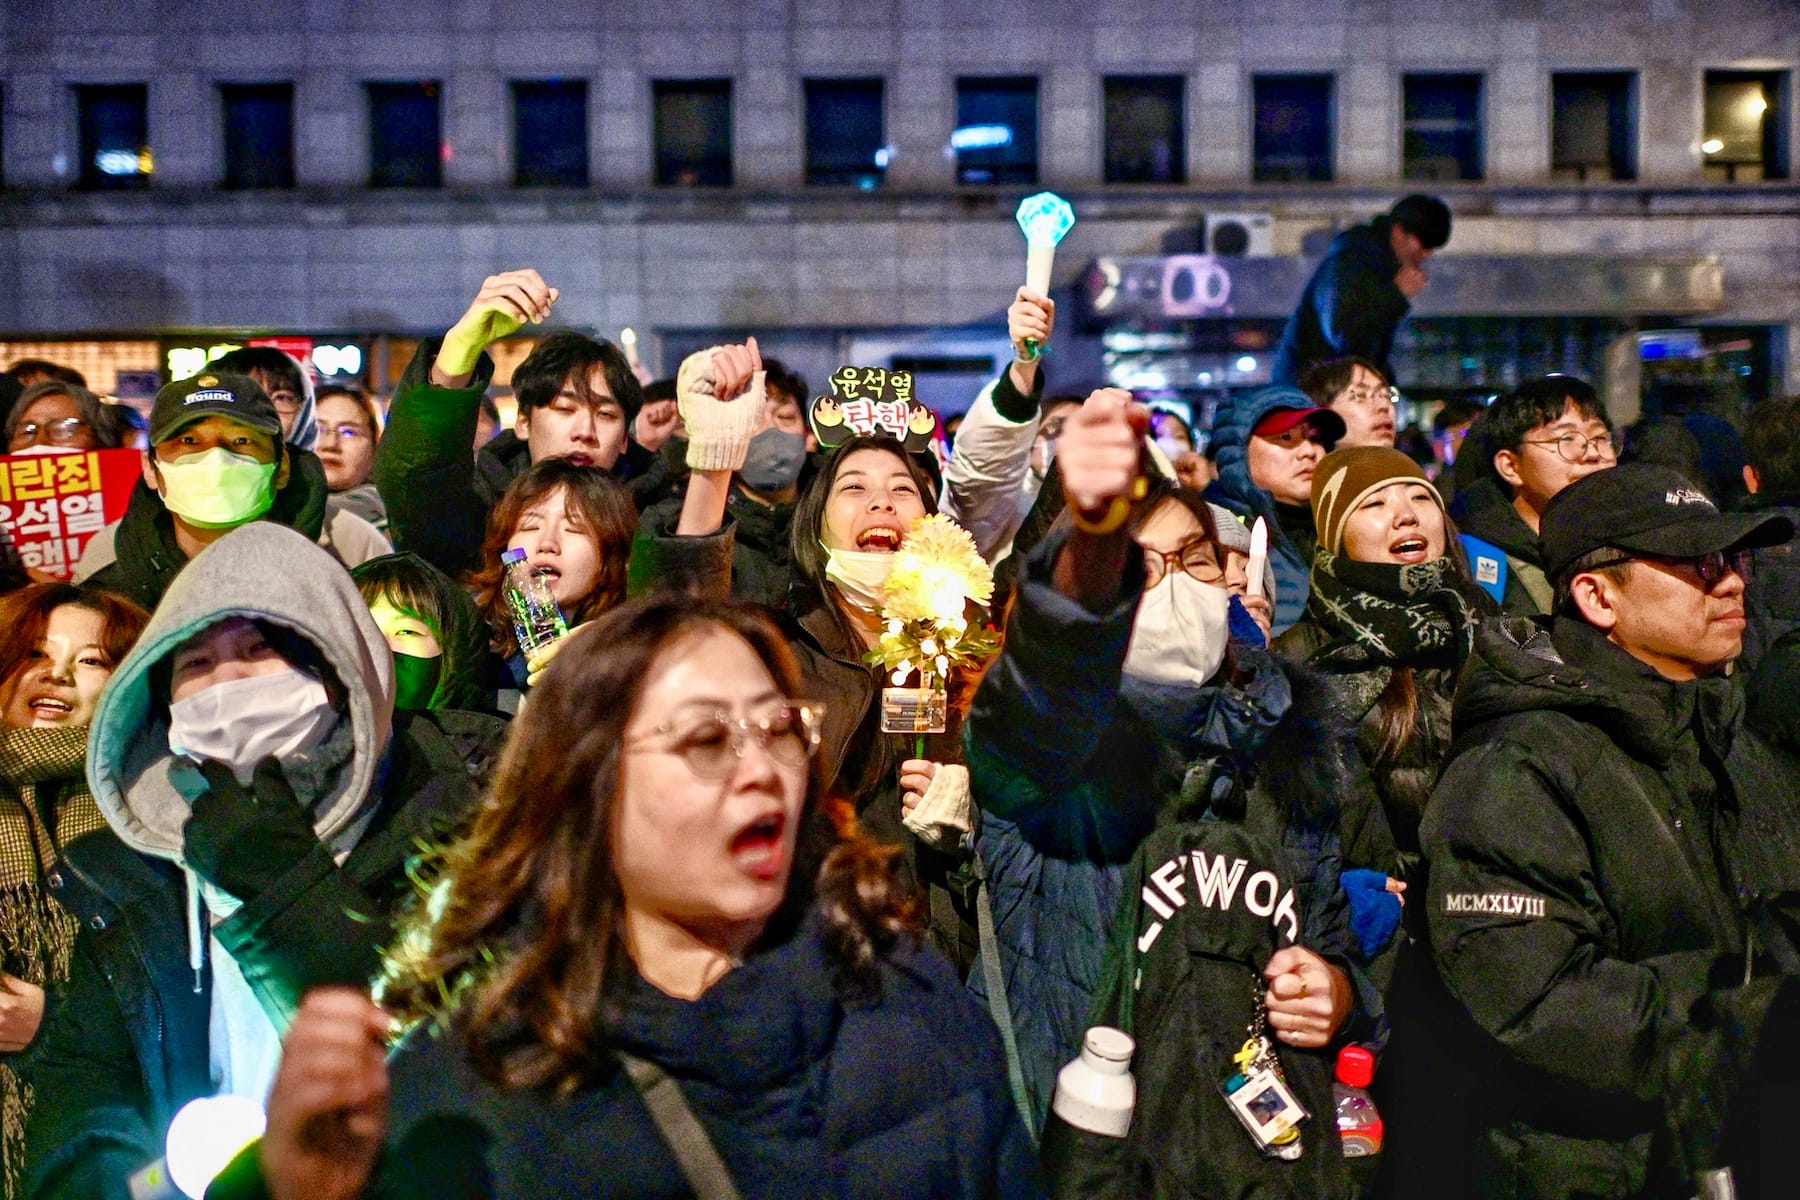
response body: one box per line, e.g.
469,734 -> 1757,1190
624,700 -> 826,780
1339,386 -> 1399,408
317,423 -> 371,443
9,417 -> 89,447
1522,430 -> 1617,463
1142,539 -> 1225,587
267,391 -> 302,414
1587,549 -> 1755,588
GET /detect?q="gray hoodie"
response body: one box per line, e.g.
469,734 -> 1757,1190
86,521 -> 395,867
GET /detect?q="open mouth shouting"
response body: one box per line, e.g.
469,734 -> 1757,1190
854,524 -> 905,552
1389,535 -> 1432,565
23,693 -> 77,724
729,811 -> 789,881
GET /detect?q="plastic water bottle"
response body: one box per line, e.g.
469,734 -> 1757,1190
1334,1045 -> 1383,1158
501,547 -> 567,654
1050,1026 -> 1136,1138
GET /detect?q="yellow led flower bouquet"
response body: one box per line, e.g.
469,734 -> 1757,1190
865,514 -> 1001,746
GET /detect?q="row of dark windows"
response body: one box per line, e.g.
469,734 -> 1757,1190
45,68 -> 1796,193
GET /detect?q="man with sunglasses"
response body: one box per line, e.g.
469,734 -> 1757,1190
1420,463 -> 1799,1199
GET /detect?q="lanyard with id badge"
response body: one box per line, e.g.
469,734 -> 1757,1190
1219,973 -> 1308,1159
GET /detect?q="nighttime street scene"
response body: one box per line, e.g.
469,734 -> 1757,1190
0,0 -> 1797,1196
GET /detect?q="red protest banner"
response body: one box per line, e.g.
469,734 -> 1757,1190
0,449 -> 142,580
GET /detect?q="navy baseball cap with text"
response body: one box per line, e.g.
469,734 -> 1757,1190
148,372 -> 284,445
1541,463 -> 1793,581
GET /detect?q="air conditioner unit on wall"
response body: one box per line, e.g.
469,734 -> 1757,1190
1203,212 -> 1274,257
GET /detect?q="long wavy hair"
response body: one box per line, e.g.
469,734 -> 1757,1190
377,596 -> 919,1093
464,460 -> 636,657
0,583 -> 149,708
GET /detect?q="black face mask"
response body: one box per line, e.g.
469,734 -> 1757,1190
391,651 -> 442,711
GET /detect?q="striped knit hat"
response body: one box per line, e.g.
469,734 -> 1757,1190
1311,446 -> 1443,556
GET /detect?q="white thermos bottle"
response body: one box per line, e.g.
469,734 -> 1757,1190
1050,1026 -> 1136,1138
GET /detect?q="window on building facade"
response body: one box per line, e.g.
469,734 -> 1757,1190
513,80 -> 589,187
1550,72 -> 1636,181
367,81 -> 443,188
1402,73 -> 1484,181
77,84 -> 151,190
1103,75 -> 1185,184
954,76 -> 1038,185
653,79 -> 733,187
220,83 -> 295,189
1703,70 -> 1790,182
805,78 -> 885,188
1253,74 -> 1334,182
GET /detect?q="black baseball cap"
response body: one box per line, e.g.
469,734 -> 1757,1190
149,372 -> 284,445
1542,463 -> 1793,582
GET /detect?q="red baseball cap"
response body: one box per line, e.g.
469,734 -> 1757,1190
1253,404 -> 1346,443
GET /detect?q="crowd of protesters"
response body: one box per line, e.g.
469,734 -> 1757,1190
0,198 -> 1793,1200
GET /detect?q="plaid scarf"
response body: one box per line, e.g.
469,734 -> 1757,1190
1304,551 -> 1475,673
0,724 -> 100,1199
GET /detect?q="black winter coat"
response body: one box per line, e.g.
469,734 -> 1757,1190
1421,617 -> 1800,1199
1738,492 -> 1800,672
19,711 -> 502,1200
1271,216 -> 1412,384
634,484 -> 797,610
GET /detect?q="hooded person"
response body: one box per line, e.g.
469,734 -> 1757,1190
72,372 -> 388,612
20,523 -> 504,1200
352,552 -> 503,714
1203,386 -> 1347,636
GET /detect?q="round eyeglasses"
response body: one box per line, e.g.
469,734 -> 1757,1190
623,700 -> 826,780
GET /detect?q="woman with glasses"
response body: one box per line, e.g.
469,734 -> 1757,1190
232,595 -> 1038,1200
3,381 -> 126,455
315,385 -> 389,536
964,391 -> 1370,1193
1299,356 -> 1398,449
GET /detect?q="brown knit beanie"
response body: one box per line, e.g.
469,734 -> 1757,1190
1311,446 -> 1443,555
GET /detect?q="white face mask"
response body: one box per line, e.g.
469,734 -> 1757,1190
821,543 -> 896,612
1122,573 -> 1231,687
9,443 -> 81,456
167,669 -> 337,783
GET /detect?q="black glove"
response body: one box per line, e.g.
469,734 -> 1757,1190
181,758 -> 323,901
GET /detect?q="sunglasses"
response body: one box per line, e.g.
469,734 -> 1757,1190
1588,548 -> 1754,588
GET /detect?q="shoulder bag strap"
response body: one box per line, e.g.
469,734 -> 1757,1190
974,849 -> 1038,1142
618,1052 -> 745,1200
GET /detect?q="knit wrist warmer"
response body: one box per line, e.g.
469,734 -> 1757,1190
677,347 -> 765,472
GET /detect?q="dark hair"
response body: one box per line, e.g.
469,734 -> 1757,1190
376,596 -> 918,1092
789,436 -> 941,610
1149,408 -> 1193,450
1432,397 -> 1485,435
353,553 -> 491,711
1041,393 -> 1085,422
1743,396 -> 1800,498
6,381 -> 127,450
208,347 -> 306,398
466,460 -> 637,657
5,360 -> 87,389
1389,194 -> 1452,250
761,358 -> 809,407
1298,357 -> 1390,408
511,332 -> 642,425
1552,545 -> 1635,614
1476,376 -> 1609,494
1621,418 -> 1706,495
477,392 -> 502,430
641,378 -> 676,406
145,616 -> 342,716
0,584 -> 149,716
315,383 -> 383,439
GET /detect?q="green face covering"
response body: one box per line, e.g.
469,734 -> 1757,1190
155,447 -> 278,528
391,651 -> 443,711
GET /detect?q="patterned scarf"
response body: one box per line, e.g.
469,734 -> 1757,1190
1304,551 -> 1476,673
0,724 -> 101,1199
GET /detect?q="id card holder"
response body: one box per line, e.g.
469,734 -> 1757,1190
1220,1066 -> 1308,1159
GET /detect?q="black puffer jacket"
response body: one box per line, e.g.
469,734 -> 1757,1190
1738,492 -> 1800,672
1421,616 -> 1800,1199
1272,619 -> 1455,883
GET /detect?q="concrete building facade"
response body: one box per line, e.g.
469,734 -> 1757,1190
0,0 -> 1795,403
